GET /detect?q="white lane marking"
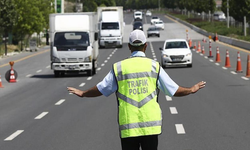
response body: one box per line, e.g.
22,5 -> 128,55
109,54 -> 112,57
241,76 -> 249,80
170,107 -> 178,114
231,71 -> 237,75
165,95 -> 172,101
36,70 -> 42,73
55,99 -> 65,105
154,58 -> 157,61
97,67 -> 101,71
87,77 -> 92,80
101,63 -> 105,66
4,130 -> 24,141
46,65 -> 50,68
215,63 -> 220,66
209,59 -> 214,62
204,56 -> 208,59
104,60 -> 108,63
107,57 -> 110,60
34,112 -> 48,119
79,83 -> 85,87
222,67 -> 228,70
175,124 -> 186,134
26,74 -> 32,77
200,53 -> 203,56
69,93 -> 73,95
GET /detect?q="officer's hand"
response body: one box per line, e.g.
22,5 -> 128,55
191,81 -> 206,93
67,87 -> 84,97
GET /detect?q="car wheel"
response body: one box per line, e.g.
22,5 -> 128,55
161,59 -> 165,68
187,64 -> 192,68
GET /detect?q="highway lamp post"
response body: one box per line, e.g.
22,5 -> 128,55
227,0 -> 229,28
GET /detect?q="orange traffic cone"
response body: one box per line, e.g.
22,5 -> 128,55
9,61 -> 17,83
208,40 -> 213,58
197,41 -> 201,52
215,32 -> 219,41
193,42 -> 197,50
201,46 -> 205,54
246,54 -> 250,77
0,75 -> 3,88
215,47 -> 221,62
225,50 -> 231,68
236,51 -> 243,73
189,39 -> 192,47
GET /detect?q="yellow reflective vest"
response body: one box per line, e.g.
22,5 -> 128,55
113,57 -> 162,138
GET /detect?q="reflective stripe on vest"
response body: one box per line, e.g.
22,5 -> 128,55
120,120 -> 162,130
113,57 -> 162,138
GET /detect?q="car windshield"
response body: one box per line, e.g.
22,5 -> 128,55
152,17 -> 158,19
102,22 -> 119,30
165,41 -> 187,49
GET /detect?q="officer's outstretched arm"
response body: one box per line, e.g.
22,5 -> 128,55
67,86 -> 103,97
174,81 -> 206,97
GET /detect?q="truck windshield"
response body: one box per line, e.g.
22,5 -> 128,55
54,32 -> 90,50
102,22 -> 119,30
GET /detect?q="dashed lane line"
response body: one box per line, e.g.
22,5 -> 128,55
79,83 -> 85,87
55,99 -> 65,105
34,112 -> 48,119
170,107 -> 178,114
4,130 -> 24,141
165,95 -> 172,101
175,124 -> 186,134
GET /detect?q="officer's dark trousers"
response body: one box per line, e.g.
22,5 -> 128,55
120,135 -> 158,150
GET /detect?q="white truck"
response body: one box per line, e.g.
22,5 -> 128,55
97,7 -> 124,48
49,12 -> 99,77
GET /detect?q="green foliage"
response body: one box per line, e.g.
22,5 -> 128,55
0,0 -> 16,36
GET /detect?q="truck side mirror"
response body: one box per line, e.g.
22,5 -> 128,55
159,47 -> 163,50
94,32 -> 98,41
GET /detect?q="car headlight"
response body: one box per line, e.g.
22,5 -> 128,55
163,54 -> 168,58
84,56 -> 92,62
52,56 -> 60,62
186,53 -> 192,56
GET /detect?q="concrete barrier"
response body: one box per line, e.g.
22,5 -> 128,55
166,14 -> 250,51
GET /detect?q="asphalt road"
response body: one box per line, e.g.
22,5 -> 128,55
0,12 -> 250,150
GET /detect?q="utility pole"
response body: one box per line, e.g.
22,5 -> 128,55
227,0 -> 229,28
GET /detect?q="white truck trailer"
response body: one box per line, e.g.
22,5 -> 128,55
49,12 -> 99,77
97,6 -> 124,48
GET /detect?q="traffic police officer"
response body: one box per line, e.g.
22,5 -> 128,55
67,29 -> 206,150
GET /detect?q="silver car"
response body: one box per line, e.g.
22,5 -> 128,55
147,27 -> 160,38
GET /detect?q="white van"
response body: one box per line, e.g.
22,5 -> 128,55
134,11 -> 142,20
213,11 -> 226,21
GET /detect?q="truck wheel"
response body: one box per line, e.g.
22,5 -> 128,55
54,71 -> 60,77
92,60 -> 96,75
87,70 -> 93,76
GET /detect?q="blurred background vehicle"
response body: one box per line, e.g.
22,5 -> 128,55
213,11 -> 226,21
147,27 -> 160,38
154,20 -> 164,30
134,11 -> 143,21
150,16 -> 160,25
146,10 -> 152,16
159,39 -> 192,68
133,21 -> 143,31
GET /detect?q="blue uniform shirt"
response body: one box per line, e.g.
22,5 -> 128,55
97,51 -> 179,97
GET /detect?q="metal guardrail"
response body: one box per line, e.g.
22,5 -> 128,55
166,14 -> 250,51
